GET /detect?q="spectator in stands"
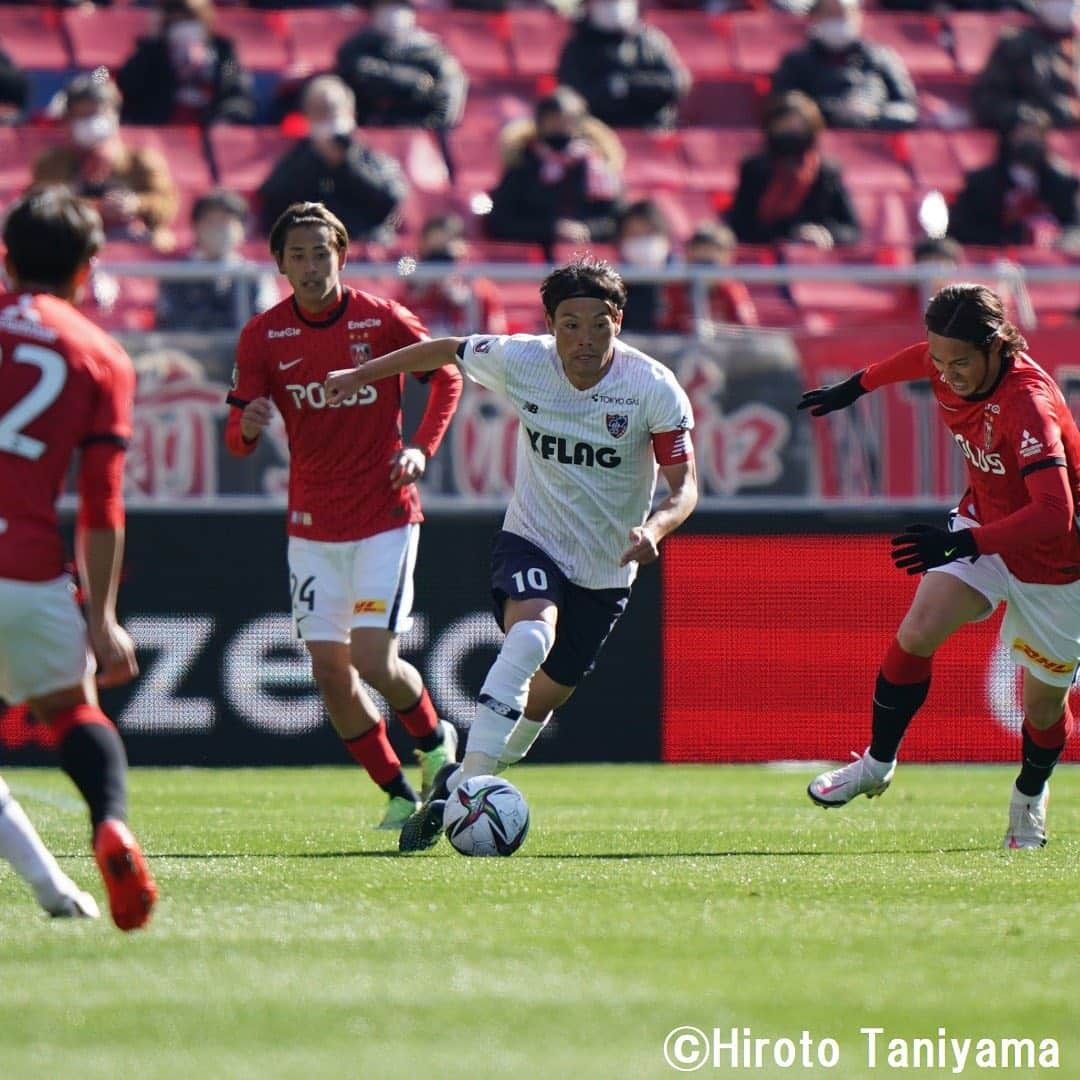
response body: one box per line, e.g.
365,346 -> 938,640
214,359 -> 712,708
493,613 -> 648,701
972,0 -> 1079,130
156,189 -> 278,331
616,198 -> 676,334
257,76 -> 406,243
32,71 -> 178,253
0,45 -> 27,123
398,214 -> 507,335
556,0 -> 691,129
664,222 -> 759,332
947,117 -> 1079,246
728,92 -> 861,248
117,0 -> 255,126
335,0 -> 467,129
772,0 -> 918,130
487,87 -> 624,259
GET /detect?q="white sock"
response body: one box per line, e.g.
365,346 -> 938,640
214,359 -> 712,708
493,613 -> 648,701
498,714 -> 552,771
0,778 -> 72,911
454,620 -> 555,788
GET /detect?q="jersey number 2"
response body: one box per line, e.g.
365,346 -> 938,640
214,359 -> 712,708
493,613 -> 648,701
0,344 -> 68,461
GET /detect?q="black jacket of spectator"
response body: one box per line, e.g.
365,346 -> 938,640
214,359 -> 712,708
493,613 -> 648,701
117,34 -> 255,125
335,26 -> 466,129
948,159 -> 1079,245
257,138 -> 406,242
487,137 -> 622,255
157,276 -> 270,331
772,39 -> 917,130
972,26 -> 1078,130
727,151 -> 861,245
556,21 -> 689,129
0,45 -> 28,114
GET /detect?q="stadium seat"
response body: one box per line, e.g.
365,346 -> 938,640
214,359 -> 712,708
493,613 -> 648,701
282,8 -> 366,74
916,74 -> 974,130
208,125 -> 294,196
1048,129 -> 1080,172
360,128 -> 450,193
945,128 -> 996,174
680,75 -> 760,127
646,11 -> 734,78
617,129 -> 687,190
905,131 -> 966,195
851,190 -> 914,247
947,12 -> 1030,76
0,125 -> 67,200
728,11 -> 804,75
0,7 -> 69,70
506,8 -> 569,78
819,130 -> 911,193
214,10 -> 290,73
467,239 -> 545,263
62,7 -> 152,72
680,127 -> 760,192
415,11 -> 513,79
861,14 -> 954,77
783,243 -> 912,326
1003,247 -> 1080,320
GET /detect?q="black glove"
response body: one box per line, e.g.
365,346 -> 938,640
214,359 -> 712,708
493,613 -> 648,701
796,371 -> 868,416
890,523 -> 978,575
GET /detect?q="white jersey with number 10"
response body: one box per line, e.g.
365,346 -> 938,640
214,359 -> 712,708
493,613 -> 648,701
457,333 -> 693,590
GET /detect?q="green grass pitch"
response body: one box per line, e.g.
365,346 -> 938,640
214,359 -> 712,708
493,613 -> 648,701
0,764 -> 1077,1079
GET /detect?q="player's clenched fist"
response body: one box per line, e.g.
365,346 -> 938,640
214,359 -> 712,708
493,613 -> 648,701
240,396 -> 274,441
619,525 -> 660,567
389,448 -> 427,490
324,367 -> 367,406
89,617 -> 139,688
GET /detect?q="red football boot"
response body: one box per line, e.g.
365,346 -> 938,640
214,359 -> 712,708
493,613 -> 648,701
93,819 -> 158,931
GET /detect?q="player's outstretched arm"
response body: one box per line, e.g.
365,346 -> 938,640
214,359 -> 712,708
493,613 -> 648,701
797,371 -> 868,416
325,337 -> 465,405
620,457 -> 699,568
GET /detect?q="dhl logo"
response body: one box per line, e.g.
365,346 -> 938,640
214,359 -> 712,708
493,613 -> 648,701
353,599 -> 387,614
1012,638 -> 1074,675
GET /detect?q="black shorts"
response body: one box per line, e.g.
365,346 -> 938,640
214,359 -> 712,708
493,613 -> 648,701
490,531 -> 630,688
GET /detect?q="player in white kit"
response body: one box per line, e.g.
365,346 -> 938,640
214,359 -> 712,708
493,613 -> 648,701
325,257 -> 698,851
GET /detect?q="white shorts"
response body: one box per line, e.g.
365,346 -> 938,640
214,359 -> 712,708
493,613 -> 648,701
929,515 -> 1080,688
0,574 -> 95,705
287,525 -> 419,643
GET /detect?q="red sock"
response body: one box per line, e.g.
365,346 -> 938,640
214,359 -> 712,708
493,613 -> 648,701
881,638 -> 933,684
342,721 -> 401,786
395,687 -> 438,739
1023,707 -> 1073,750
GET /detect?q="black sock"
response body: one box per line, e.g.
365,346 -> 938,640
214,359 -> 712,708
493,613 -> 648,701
1016,726 -> 1065,797
415,727 -> 442,753
59,722 -> 128,828
381,774 -> 418,802
869,673 -> 931,764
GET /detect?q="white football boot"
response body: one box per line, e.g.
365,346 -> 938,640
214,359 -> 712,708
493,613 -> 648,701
808,749 -> 896,807
1004,783 -> 1048,849
41,878 -> 100,920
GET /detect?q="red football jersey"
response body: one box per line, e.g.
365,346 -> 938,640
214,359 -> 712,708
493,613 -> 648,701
227,286 -> 430,542
864,343 -> 1080,584
0,291 -> 134,582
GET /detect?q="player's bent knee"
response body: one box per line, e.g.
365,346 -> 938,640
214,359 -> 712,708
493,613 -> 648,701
895,613 -> 948,656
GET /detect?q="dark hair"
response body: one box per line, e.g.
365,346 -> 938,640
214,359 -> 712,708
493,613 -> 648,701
64,68 -> 121,113
617,198 -> 669,238
924,283 -> 1026,357
3,185 -> 103,289
913,236 -> 961,263
269,202 -> 349,261
540,255 -> 626,316
535,86 -> 587,124
761,90 -> 825,137
688,220 -> 736,251
192,188 -> 249,226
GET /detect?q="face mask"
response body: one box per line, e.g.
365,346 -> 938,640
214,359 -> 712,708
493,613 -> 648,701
372,5 -> 416,36
310,116 -> 354,142
1040,0 -> 1077,32
1008,164 -> 1039,190
767,130 -> 813,159
541,132 -> 573,152
811,17 -> 858,51
621,235 -> 669,268
71,112 -> 118,149
197,223 -> 241,260
589,0 -> 637,33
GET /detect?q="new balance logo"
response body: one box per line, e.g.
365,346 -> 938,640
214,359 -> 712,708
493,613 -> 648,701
523,401 -> 539,414
1019,430 -> 1044,459
478,693 -> 522,722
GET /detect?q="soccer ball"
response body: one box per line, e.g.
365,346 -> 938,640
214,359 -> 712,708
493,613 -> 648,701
442,775 -> 530,857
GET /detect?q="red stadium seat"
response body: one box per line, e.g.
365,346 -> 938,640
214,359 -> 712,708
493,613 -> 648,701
0,7 -> 69,70
784,244 -> 911,325
62,7 -> 152,72
282,8 -> 366,75
728,11 -> 804,76
851,190 -> 913,247
209,125 -> 294,196
861,14 -> 954,77
617,129 -> 687,190
1048,129 -> 1080,172
947,12 -> 1030,76
680,127 -> 760,192
360,128 -> 450,193
905,130 -> 966,195
0,125 -> 67,199
415,11 -> 513,79
945,128 -> 996,174
1004,247 -> 1080,320
506,9 -> 569,78
214,10 -> 289,73
680,75 -> 761,126
819,130 -> 911,192
467,240 -> 545,263
916,74 -> 974,129
646,11 -> 734,77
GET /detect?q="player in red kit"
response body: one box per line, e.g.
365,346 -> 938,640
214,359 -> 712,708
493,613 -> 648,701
800,283 -> 1080,848
0,186 -> 156,929
225,202 -> 462,830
